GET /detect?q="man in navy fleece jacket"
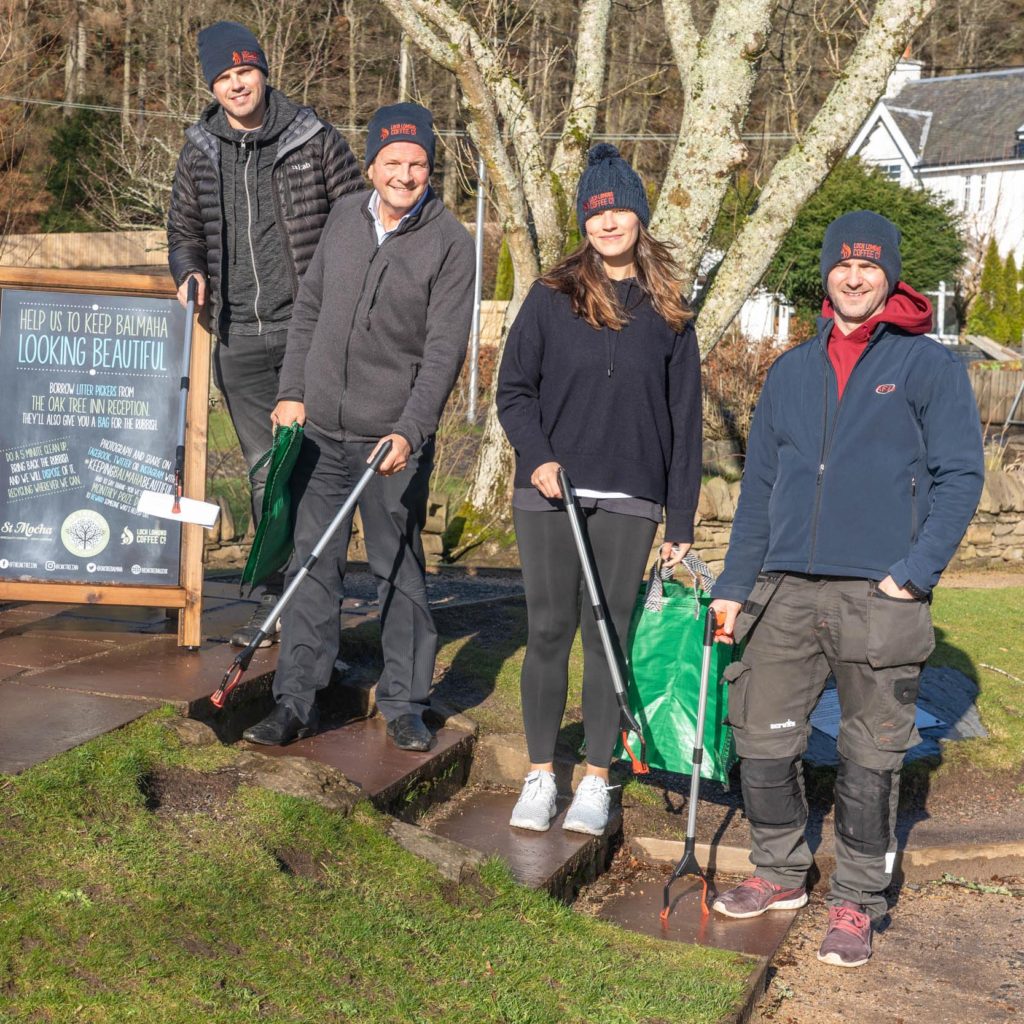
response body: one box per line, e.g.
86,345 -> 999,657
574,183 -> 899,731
708,211 -> 983,969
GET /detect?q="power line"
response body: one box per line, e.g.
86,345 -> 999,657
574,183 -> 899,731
0,93 -> 796,141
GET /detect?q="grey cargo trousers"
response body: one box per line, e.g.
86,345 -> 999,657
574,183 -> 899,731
725,572 -> 934,919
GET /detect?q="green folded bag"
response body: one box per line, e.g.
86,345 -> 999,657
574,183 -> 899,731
240,422 -> 304,592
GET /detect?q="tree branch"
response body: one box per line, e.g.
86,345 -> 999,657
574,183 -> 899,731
694,0 -> 937,353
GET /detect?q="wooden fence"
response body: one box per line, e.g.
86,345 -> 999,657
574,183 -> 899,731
968,365 -> 1024,425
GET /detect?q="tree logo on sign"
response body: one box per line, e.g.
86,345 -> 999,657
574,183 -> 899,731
61,510 -> 110,558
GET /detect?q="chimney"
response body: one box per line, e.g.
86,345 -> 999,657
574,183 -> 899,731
886,49 -> 924,98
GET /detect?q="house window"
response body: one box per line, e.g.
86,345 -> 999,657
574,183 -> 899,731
977,174 -> 987,212
882,163 -> 902,181
962,175 -> 973,212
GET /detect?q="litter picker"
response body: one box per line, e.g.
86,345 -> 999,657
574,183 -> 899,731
136,277 -> 220,528
660,605 -> 721,924
557,467 -> 649,775
210,439 -> 392,709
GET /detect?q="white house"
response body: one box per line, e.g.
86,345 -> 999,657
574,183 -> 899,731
848,61 -> 1024,264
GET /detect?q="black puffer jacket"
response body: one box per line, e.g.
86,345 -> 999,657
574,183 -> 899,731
167,91 -> 363,336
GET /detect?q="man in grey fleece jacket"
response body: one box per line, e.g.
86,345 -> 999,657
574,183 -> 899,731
243,102 -> 475,750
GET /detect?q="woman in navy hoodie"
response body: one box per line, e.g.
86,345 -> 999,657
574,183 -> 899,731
496,144 -> 702,835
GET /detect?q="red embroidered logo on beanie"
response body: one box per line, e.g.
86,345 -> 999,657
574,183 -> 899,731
583,191 -> 616,214
852,242 -> 882,260
840,242 -> 851,259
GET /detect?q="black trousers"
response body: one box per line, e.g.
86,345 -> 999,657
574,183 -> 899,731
273,423 -> 436,724
213,329 -> 289,593
514,507 -> 656,768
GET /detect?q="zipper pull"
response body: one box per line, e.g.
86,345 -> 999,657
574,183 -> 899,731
817,463 -> 825,482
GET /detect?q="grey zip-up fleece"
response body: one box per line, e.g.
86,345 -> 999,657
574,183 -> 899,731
277,188 -> 475,452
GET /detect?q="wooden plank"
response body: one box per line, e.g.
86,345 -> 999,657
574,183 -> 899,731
965,333 -> 1021,362
177,316 -> 211,649
0,267 -> 174,296
0,581 -> 187,607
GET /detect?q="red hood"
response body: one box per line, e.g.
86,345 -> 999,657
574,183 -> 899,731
822,282 -> 933,337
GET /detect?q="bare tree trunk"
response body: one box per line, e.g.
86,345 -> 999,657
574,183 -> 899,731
695,0 -> 937,352
443,74 -> 460,209
122,0 -> 133,133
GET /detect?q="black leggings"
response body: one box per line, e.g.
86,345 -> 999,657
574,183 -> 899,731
514,507 -> 657,768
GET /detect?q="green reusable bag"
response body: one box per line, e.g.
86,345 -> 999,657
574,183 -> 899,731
240,422 -> 304,592
617,561 -> 737,782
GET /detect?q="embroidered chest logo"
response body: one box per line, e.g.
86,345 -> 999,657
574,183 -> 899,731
583,191 -> 616,213
875,383 -> 896,394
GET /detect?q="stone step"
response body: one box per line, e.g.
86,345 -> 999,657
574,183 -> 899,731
241,715 -> 474,821
426,789 -> 621,902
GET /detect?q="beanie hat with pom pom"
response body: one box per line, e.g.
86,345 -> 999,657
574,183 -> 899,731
575,143 -> 650,230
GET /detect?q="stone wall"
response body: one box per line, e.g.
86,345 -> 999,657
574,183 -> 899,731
658,468 -> 1024,578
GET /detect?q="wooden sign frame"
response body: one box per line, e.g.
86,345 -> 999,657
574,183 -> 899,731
0,267 -> 211,648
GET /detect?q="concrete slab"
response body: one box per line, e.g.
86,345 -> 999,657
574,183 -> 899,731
598,868 -> 798,958
429,789 -> 621,900
18,634 -> 280,710
0,680 -> 156,774
248,716 -> 473,819
0,633 -> 113,668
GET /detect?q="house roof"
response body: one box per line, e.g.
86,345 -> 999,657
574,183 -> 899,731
882,68 -> 1024,167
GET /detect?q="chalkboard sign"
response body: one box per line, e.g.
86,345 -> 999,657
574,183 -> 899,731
0,287 -> 185,586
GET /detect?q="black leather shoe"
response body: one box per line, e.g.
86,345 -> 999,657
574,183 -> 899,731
386,714 -> 434,752
243,703 -> 317,746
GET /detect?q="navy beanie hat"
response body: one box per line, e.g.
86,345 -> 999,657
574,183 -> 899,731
576,144 -> 650,230
365,103 -> 436,171
820,210 -> 902,294
198,22 -> 268,89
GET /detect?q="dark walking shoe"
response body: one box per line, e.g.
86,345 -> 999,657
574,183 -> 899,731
230,593 -> 282,649
712,877 -> 808,919
242,704 -> 317,746
817,900 -> 872,968
386,714 -> 434,752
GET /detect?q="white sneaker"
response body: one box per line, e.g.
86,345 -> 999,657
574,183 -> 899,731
562,774 -> 614,835
509,770 -> 558,831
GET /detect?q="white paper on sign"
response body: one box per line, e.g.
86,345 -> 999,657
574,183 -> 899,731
809,688 -> 945,740
136,491 -> 221,529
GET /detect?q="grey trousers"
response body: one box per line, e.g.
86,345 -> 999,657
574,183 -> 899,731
725,573 -> 933,919
272,424 -> 436,724
213,329 -> 289,593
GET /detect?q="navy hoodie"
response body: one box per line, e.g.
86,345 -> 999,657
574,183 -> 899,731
496,278 -> 702,542
713,307 -> 984,602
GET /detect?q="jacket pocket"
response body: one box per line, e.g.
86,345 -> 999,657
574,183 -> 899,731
722,661 -> 750,730
866,586 -> 934,668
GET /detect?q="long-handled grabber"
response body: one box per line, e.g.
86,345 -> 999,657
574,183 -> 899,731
137,276 -> 220,527
557,467 -> 649,775
210,439 -> 392,709
661,606 -> 720,925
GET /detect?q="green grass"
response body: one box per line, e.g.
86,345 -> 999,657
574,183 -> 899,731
929,585 -> 1024,773
0,710 -> 749,1023
208,408 -> 241,454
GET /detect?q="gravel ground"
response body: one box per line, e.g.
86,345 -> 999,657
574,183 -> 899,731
756,876 -> 1024,1024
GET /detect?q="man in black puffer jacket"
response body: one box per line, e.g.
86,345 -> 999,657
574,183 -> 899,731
167,21 -> 363,646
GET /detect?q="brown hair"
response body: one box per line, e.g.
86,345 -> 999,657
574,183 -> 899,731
539,224 -> 693,332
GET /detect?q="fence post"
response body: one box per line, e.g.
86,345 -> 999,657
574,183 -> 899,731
467,155 -> 486,423
937,279 -> 946,337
